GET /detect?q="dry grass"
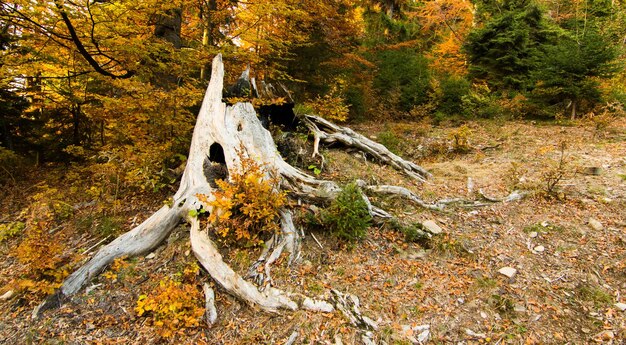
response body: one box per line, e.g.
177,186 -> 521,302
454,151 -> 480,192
1,118 -> 625,344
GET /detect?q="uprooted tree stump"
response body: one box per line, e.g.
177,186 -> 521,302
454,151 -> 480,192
35,55 -> 523,336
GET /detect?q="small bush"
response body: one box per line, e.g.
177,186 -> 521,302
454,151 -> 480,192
304,93 -> 350,122
437,76 -> 471,116
136,278 -> 205,338
377,129 -> 401,154
537,141 -> 573,198
0,221 -> 25,243
461,83 -> 504,118
447,125 -> 473,153
199,154 -> 286,247
320,182 -> 372,243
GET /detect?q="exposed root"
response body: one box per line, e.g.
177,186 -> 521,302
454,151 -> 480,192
331,289 -> 378,330
301,114 -> 431,182
247,209 -> 301,289
203,283 -> 218,326
34,204 -> 184,318
190,217 -> 298,312
365,185 -> 528,211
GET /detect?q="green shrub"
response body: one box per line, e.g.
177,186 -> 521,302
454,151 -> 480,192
377,129 -> 401,154
320,182 -> 372,243
437,76 -> 471,116
372,48 -> 431,113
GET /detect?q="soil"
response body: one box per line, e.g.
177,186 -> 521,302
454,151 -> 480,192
1,118 -> 625,344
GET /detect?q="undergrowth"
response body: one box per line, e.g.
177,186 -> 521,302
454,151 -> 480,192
12,188 -> 74,296
135,278 -> 205,338
198,153 -> 286,247
317,182 -> 372,243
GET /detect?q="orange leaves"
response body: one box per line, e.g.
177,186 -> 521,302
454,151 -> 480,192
135,278 -> 205,339
417,0 -> 474,76
198,153 -> 286,247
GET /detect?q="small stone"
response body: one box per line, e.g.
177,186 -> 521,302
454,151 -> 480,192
498,267 -> 517,278
514,304 -> 527,313
581,328 -> 591,334
594,330 -> 614,341
529,231 -> 538,238
533,245 -> 545,253
480,311 -> 487,318
615,302 -> 626,311
146,252 -> 156,260
0,290 -> 14,301
407,249 -> 428,260
541,221 -> 549,227
588,218 -> 603,231
416,328 -> 430,343
184,250 -> 190,256
422,220 -> 443,235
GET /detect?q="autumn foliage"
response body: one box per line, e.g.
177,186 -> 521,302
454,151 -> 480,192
198,154 -> 286,247
135,278 -> 205,338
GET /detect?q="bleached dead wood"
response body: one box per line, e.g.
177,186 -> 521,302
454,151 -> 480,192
301,115 -> 431,182
37,54 -> 440,327
190,218 -> 297,312
365,185 -> 528,211
203,283 -> 218,326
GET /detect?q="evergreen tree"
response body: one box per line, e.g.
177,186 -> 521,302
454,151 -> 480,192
531,27 -> 621,118
464,0 -> 550,90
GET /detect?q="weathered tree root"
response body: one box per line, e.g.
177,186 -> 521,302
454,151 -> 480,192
301,115 -> 432,182
34,54 -> 435,327
190,217 -> 298,312
364,184 -> 528,211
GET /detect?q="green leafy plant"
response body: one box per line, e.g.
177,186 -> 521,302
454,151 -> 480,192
319,182 -> 372,243
307,164 -> 322,175
0,221 -> 25,243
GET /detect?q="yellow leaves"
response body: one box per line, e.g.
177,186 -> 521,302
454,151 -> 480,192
305,93 -> 350,123
135,278 -> 205,338
197,152 -> 285,247
447,124 -> 473,151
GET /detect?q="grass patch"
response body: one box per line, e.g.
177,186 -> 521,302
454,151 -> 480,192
386,219 -> 430,244
578,284 -> 612,308
523,222 -> 564,234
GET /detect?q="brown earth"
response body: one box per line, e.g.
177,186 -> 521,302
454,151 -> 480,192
1,118 -> 625,344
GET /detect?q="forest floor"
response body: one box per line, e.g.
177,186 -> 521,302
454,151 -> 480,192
1,117 -> 625,344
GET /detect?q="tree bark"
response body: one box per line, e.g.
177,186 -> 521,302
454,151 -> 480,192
35,54 -> 440,319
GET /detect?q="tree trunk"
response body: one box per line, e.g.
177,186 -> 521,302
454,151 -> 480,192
570,100 -> 577,120
36,54 -> 494,322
